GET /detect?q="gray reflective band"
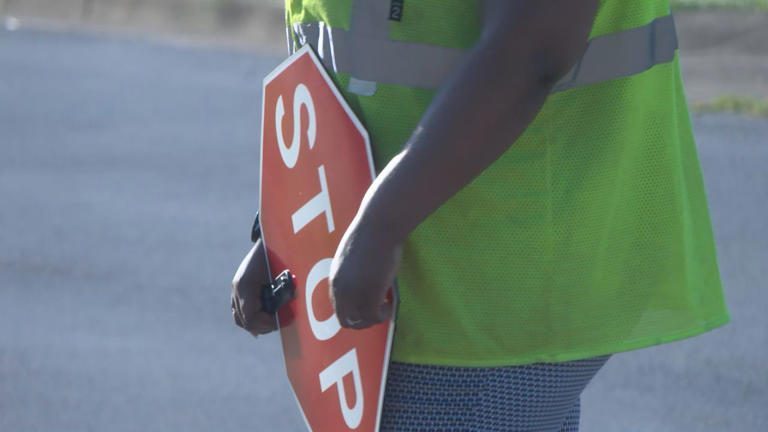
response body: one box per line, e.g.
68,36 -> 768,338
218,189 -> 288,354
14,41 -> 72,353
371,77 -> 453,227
552,14 -> 678,93
347,77 -> 377,96
290,14 -> 678,95
291,22 -> 466,91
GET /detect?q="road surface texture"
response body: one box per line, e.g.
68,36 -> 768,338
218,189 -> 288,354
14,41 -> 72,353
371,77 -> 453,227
3,4 -> 768,104
1,28 -> 766,431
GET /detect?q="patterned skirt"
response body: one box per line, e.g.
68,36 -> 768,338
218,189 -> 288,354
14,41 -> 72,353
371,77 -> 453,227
380,355 -> 609,432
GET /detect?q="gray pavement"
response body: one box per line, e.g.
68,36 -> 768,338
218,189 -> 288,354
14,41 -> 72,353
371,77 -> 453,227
0,28 -> 766,431
582,114 -> 768,432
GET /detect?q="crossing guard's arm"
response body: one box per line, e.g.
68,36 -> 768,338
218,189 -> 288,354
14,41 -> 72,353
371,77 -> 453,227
330,0 -> 600,329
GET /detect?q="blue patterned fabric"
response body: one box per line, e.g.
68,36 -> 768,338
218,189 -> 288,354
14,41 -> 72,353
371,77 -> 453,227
380,356 -> 609,431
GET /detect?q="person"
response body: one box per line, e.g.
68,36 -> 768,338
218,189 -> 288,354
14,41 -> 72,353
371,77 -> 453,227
231,0 -> 730,430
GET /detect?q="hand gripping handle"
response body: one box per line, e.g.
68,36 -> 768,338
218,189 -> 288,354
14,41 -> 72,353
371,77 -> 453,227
251,212 -> 295,314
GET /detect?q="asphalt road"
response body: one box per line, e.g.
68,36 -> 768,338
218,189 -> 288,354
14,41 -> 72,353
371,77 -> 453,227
1,28 -> 766,431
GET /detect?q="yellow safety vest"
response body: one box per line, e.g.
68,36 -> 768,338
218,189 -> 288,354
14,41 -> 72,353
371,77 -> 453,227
284,0 -> 730,366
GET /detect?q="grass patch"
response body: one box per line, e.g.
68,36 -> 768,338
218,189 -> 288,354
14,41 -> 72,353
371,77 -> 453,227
671,0 -> 768,10
692,95 -> 768,116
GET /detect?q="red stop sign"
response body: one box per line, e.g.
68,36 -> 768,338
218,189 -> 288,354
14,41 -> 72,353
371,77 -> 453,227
259,46 -> 395,432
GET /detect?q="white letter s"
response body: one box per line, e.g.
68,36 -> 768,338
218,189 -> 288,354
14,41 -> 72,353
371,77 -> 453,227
275,84 -> 316,168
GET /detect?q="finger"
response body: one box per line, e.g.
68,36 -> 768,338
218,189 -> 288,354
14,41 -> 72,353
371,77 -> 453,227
331,284 -> 366,329
339,303 -> 378,329
378,286 -> 397,321
235,282 -> 263,326
232,305 -> 245,328
335,294 -> 375,329
339,314 -> 371,330
375,300 -> 394,323
238,310 -> 273,339
232,295 -> 247,329
344,288 -> 395,329
251,312 -> 279,334
233,293 -> 249,329
239,296 -> 278,333
335,300 -> 356,329
349,301 -> 391,329
234,281 -> 278,335
241,313 -> 276,334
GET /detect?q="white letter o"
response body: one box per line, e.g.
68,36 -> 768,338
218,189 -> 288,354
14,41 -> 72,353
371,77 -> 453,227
305,258 -> 340,341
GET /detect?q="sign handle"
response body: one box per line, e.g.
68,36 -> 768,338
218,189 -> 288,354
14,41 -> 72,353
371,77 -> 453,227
251,212 -> 296,314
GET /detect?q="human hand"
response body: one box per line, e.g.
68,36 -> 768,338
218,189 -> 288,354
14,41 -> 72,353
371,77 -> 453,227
329,219 -> 401,330
231,239 -> 279,338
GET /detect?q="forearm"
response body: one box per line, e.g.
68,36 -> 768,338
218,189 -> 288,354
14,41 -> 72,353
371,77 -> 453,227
363,73 -> 538,244
368,48 -> 549,243
351,0 -> 599,245
329,0 -> 598,329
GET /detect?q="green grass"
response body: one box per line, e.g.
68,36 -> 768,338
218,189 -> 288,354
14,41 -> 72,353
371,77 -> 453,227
692,95 -> 768,117
671,0 -> 768,10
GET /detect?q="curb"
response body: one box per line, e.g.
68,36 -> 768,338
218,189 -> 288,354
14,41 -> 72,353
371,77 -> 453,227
0,0 -> 286,54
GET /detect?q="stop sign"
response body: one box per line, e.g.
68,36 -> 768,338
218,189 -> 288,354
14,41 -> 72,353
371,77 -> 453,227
259,45 -> 395,432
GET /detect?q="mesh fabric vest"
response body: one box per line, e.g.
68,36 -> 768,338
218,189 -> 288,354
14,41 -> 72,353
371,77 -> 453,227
284,0 -> 730,366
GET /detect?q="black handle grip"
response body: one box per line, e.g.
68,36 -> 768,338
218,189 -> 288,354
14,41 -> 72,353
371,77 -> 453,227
261,270 -> 295,314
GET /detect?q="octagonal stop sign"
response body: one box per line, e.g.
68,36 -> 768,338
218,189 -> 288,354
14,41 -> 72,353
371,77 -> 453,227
259,45 -> 395,432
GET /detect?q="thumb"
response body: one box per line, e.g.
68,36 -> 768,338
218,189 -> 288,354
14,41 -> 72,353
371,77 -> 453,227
373,292 -> 395,323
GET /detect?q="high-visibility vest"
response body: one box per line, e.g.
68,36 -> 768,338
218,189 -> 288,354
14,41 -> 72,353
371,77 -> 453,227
284,0 -> 730,366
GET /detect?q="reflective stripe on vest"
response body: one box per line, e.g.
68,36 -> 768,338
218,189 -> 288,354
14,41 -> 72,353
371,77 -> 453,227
289,14 -> 678,96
